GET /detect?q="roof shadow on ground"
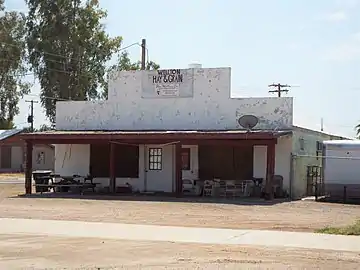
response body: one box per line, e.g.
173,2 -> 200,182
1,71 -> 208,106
14,192 -> 288,206
318,197 -> 360,205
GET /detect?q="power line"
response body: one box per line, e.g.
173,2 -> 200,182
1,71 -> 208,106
0,41 -> 150,80
0,41 -> 147,65
0,58 -> 118,80
14,122 -> 30,127
0,56 -> 70,66
25,93 -> 71,101
0,61 -> 95,80
1,39 -> 151,103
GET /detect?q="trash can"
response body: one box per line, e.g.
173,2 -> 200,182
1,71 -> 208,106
32,170 -> 52,193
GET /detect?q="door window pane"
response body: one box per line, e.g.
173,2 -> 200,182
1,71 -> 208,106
149,148 -> 162,170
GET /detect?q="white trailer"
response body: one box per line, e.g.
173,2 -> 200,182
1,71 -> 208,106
323,140 -> 360,199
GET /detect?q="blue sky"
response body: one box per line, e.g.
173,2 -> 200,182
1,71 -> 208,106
7,0 -> 360,138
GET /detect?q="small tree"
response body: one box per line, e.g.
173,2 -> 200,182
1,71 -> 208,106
0,0 -> 31,129
22,124 -> 53,133
356,124 -> 360,138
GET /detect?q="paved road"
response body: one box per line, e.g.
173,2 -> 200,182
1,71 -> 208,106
1,218 -> 360,252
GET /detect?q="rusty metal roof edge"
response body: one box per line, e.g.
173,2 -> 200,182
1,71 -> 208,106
20,128 -> 293,136
18,129 -> 293,143
0,129 -> 23,141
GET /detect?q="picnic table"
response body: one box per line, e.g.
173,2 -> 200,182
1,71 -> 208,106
34,174 -> 98,195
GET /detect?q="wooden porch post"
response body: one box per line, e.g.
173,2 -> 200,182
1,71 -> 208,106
265,142 -> 276,200
25,141 -> 33,194
175,142 -> 182,196
109,142 -> 116,193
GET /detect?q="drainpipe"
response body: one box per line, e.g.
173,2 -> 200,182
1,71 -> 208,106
289,153 -> 295,200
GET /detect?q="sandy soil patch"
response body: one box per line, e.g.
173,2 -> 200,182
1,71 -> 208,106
0,234 -> 359,269
0,173 -> 24,178
1,184 -> 360,232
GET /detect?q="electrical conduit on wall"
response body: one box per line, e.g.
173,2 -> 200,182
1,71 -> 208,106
61,144 -> 73,170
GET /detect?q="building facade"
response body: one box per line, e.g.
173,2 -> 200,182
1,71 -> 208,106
51,67 -> 292,195
21,66 -> 343,199
290,126 -> 346,199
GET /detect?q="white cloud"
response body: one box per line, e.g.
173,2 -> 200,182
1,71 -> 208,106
322,36 -> 360,61
353,32 -> 360,42
287,42 -> 311,51
334,0 -> 359,9
324,44 -> 360,61
317,11 -> 347,22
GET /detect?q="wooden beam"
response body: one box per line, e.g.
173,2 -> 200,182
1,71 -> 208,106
20,131 -> 287,141
175,143 -> 182,196
109,142 -> 116,193
25,141 -> 33,194
181,139 -> 277,146
265,142 -> 276,200
26,139 -> 278,146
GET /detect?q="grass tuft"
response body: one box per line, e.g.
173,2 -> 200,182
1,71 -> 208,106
315,220 -> 360,235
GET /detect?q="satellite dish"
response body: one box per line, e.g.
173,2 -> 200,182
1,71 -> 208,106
238,115 -> 259,130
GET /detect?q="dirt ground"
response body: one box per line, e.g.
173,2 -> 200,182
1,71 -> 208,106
1,184 -> 360,269
0,234 -> 359,270
0,173 -> 24,179
1,184 -> 360,232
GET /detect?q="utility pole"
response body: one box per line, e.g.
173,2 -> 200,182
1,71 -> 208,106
25,100 -> 38,132
71,0 -> 79,101
321,118 -> 324,132
268,83 -> 291,97
141,38 -> 146,70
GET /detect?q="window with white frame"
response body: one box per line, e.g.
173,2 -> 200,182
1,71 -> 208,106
149,148 -> 162,170
316,141 -> 323,160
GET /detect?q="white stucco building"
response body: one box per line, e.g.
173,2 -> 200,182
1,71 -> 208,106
22,66 -> 344,199
0,129 -> 54,173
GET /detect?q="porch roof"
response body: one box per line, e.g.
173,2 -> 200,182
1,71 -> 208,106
19,129 -> 292,143
0,129 -> 22,142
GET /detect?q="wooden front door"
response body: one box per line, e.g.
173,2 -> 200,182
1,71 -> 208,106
145,145 -> 174,192
0,146 -> 12,169
233,146 -> 254,180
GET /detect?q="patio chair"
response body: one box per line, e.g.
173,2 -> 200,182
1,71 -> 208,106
218,179 -> 226,197
203,180 -> 213,197
182,179 -> 194,194
242,180 -> 254,197
225,180 -> 238,197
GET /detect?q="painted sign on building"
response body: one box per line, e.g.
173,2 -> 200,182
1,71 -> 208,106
141,68 -> 194,98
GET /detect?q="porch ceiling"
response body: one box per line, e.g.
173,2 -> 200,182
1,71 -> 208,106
19,129 -> 292,144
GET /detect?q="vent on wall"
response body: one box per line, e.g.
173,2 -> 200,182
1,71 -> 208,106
299,137 -> 305,151
188,63 -> 202,69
